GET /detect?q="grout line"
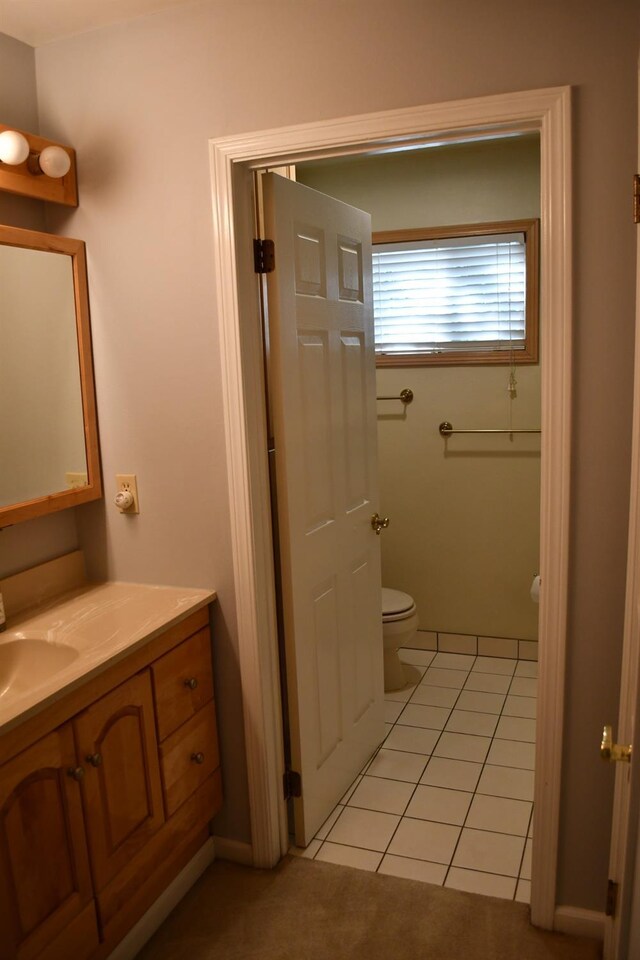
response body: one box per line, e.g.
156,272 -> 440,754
313,653 -> 535,886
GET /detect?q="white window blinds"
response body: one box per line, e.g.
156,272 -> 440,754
372,232 -> 527,357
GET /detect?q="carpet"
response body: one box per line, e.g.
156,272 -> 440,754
136,856 -> 602,960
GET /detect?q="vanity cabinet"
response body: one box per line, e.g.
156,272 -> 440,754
0,607 -> 222,960
0,725 -> 98,960
74,671 -> 165,891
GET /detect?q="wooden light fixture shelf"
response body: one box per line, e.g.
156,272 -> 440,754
0,123 -> 78,206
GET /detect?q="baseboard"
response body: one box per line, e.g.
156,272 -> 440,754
553,906 -> 606,942
106,838 -> 216,960
212,835 -> 254,865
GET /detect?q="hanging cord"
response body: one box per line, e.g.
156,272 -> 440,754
507,241 -> 517,437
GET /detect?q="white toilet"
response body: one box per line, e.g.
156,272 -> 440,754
381,587 -> 420,692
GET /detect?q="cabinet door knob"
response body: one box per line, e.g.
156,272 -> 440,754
191,752 -> 205,765
86,753 -> 102,767
67,765 -> 85,782
184,677 -> 198,690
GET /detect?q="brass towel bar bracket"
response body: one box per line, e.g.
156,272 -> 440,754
377,388 -> 413,405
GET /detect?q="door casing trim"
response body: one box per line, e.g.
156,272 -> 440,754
209,86 -> 572,929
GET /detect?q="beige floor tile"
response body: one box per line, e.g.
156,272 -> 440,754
515,661 -> 538,678
316,841 -> 382,871
378,854 -> 447,885
410,684 -> 460,708
405,784 -> 472,826
315,805 -> 344,840
348,775 -> 414,815
445,866 -> 516,900
464,673 -> 511,694
383,725 -> 439,755
325,806 -> 400,852
433,732 -> 491,764
421,757 -> 483,792
445,709 -> 498,737
476,764 -> 535,802
431,652 -> 476,670
387,817 -> 460,865
465,794 -> 532,836
455,689 -> 506,715
520,837 -> 533,880
487,739 -> 536,770
384,700 -> 405,723
472,656 -> 517,676
340,776 -> 362,804
503,695 -> 537,718
452,828 -> 525,877
397,703 -> 451,730
421,667 -> 467,689
495,716 -> 536,743
509,677 -> 538,698
516,878 -> 532,903
366,748 -> 429,783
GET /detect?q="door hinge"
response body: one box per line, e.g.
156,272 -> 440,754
254,238 -> 275,274
634,175 -> 640,224
283,768 -> 302,800
606,878 -> 619,917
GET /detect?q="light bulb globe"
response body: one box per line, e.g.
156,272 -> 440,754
0,130 -> 29,166
38,145 -> 71,178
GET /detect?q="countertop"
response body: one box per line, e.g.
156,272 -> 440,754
0,580 -> 216,736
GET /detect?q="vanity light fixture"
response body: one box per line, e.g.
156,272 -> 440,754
0,123 -> 77,206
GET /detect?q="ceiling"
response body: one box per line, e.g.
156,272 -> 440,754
0,0 -> 199,46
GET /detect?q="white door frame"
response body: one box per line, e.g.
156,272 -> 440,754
209,85 -> 572,930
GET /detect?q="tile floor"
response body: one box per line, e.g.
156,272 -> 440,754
291,648 -> 537,903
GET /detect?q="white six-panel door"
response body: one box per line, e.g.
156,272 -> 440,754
262,172 -> 385,846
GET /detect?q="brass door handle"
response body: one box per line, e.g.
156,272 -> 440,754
371,513 -> 390,535
67,765 -> 85,782
86,753 -> 102,767
184,677 -> 199,691
601,725 -> 632,763
191,752 -> 205,765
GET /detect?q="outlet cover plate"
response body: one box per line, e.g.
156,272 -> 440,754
116,474 -> 140,513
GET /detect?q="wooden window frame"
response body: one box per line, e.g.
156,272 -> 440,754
373,218 -> 540,367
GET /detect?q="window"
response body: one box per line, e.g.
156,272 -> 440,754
372,219 -> 539,366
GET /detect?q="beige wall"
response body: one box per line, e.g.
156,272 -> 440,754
298,139 -> 541,641
0,0 -> 631,909
0,33 -> 80,578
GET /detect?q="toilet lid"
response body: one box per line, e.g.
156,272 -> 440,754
382,587 -> 415,617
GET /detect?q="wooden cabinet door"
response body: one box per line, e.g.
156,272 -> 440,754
74,670 -> 165,892
0,725 -> 97,960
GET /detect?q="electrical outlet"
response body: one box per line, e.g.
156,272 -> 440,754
115,474 -> 140,514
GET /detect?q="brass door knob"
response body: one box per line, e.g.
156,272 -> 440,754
601,725 -> 632,763
184,677 -> 199,690
371,513 -> 390,536
67,765 -> 85,781
191,752 -> 205,765
86,753 -> 102,767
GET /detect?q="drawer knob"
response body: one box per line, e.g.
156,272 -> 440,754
191,752 -> 205,765
67,765 -> 85,782
86,753 -> 102,767
184,677 -> 199,691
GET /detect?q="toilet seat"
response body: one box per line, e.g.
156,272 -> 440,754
382,587 -> 416,623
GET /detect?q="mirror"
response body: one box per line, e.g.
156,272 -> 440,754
0,224 -> 101,527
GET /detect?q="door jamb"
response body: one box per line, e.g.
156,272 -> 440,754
209,86 -> 572,930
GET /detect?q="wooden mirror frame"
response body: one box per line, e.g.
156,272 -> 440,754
0,224 -> 102,528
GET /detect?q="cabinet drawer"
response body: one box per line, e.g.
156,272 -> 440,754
152,627 -> 214,741
159,705 -> 219,817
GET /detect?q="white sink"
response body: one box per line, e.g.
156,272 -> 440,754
0,637 -> 79,699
